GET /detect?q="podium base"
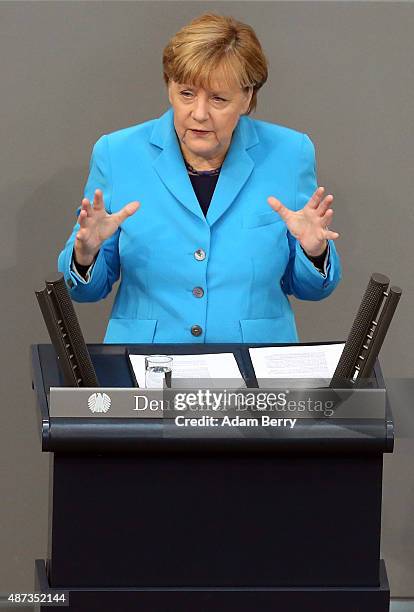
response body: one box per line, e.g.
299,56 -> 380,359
35,559 -> 390,612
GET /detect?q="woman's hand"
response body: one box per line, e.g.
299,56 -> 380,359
267,187 -> 339,256
74,189 -> 140,265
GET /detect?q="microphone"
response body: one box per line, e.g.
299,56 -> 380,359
36,275 -> 99,387
330,273 -> 402,388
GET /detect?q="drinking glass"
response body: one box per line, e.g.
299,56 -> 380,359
144,355 -> 173,389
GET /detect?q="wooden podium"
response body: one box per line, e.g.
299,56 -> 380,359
31,342 -> 393,611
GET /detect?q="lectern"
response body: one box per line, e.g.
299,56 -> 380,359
31,342 -> 393,612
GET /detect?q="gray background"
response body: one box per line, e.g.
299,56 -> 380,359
0,0 -> 413,600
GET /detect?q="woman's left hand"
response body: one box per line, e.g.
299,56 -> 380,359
267,187 -> 339,256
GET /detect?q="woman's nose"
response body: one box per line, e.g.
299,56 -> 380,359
191,97 -> 209,122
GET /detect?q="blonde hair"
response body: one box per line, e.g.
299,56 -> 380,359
162,13 -> 268,114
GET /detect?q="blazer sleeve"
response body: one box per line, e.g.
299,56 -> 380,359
280,133 -> 342,301
57,135 -> 121,302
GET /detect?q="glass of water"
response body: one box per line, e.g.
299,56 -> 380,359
144,355 -> 173,388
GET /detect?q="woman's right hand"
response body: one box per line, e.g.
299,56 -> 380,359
74,189 -> 140,265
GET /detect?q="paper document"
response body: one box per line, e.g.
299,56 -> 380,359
128,352 -> 245,388
249,343 -> 345,387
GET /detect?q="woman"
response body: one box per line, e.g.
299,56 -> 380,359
58,13 -> 341,344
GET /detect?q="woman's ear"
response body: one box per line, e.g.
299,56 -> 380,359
167,80 -> 173,106
242,87 -> 254,114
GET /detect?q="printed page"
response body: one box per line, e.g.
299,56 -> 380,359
249,343 -> 345,388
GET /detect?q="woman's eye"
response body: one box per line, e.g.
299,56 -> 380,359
213,97 -> 226,102
180,91 -> 193,98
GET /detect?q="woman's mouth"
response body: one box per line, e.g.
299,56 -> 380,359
191,129 -> 211,136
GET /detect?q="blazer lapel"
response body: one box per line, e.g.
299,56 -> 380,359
151,108 -> 206,222
206,117 -> 257,227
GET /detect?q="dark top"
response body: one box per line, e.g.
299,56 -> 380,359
185,159 -> 221,217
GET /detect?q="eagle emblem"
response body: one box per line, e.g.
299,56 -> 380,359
88,392 -> 111,413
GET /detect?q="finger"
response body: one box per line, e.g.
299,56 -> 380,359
320,207 -> 335,225
267,196 -> 291,222
76,226 -> 90,242
324,229 -> 340,240
93,189 -> 105,211
80,198 -> 93,217
308,186 -> 325,209
115,201 -> 140,224
77,208 -> 89,228
321,210 -> 339,240
317,195 -> 334,217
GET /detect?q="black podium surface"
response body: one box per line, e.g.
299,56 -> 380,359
31,342 -> 393,611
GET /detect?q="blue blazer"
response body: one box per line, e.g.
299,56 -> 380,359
58,107 -> 341,344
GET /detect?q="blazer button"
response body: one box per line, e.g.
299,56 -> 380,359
192,287 -> 204,298
191,325 -> 203,337
66,277 -> 74,289
194,249 -> 206,261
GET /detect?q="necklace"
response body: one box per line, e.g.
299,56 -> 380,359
184,159 -> 221,177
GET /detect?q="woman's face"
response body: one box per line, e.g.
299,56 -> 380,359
168,71 -> 253,166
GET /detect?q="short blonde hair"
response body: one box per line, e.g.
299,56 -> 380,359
162,13 -> 268,114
